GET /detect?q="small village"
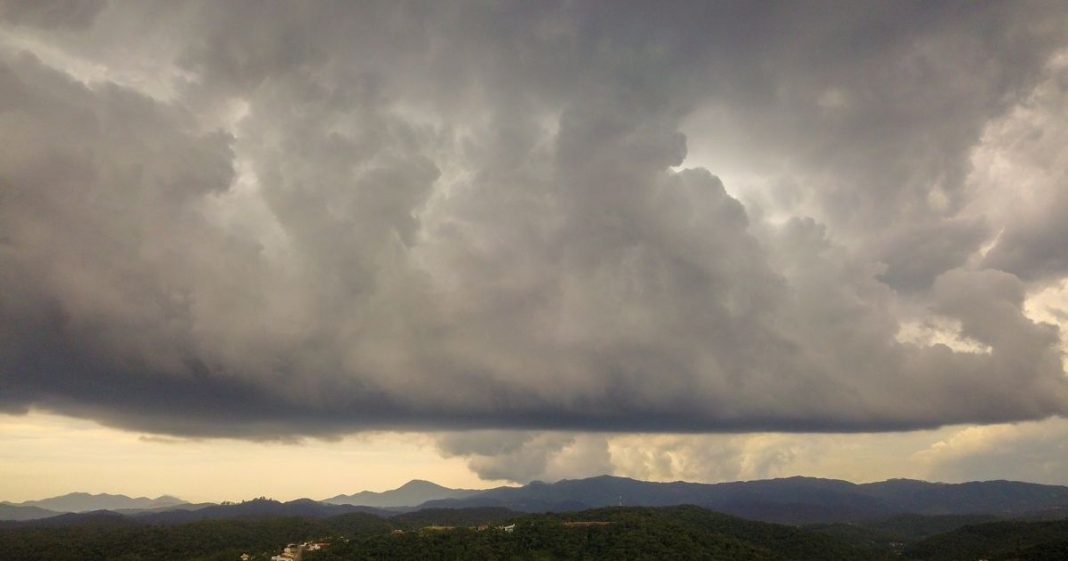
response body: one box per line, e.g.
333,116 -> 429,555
238,540 -> 328,561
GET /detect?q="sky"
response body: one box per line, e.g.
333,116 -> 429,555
1,1 -> 1068,503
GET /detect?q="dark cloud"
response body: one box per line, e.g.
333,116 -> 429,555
0,0 -> 106,29
1,1 -> 1067,438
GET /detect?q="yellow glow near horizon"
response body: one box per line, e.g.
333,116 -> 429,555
0,410 -> 500,503
5,410 -> 1068,505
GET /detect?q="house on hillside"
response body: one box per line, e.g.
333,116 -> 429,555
270,544 -> 300,561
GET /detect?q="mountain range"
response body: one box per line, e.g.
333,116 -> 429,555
420,475 -> 1068,523
2,492 -> 185,513
0,492 -> 190,521
6,475 -> 1068,525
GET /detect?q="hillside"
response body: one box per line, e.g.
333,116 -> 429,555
860,479 -> 1068,515
136,498 -> 391,525
390,506 -> 517,529
0,516 -> 329,561
310,505 -> 893,561
0,504 -> 895,561
7,502 -> 1068,561
0,504 -> 63,522
904,518 -> 1068,561
809,513 -> 1003,552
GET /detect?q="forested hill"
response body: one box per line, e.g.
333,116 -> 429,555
0,505 -> 889,561
904,518 -> 1068,561
4,503 -> 1068,561
311,506 -> 894,561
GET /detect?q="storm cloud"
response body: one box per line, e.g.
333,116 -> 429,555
2,1 -> 1068,439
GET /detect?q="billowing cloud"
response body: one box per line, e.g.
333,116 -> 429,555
1,2 -> 1068,440
437,418 -> 1068,485
977,52 -> 1068,281
436,431 -> 612,483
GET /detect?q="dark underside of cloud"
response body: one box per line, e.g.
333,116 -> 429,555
2,1 -> 1068,438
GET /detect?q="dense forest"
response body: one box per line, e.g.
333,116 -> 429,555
309,506 -> 889,561
1,504 -> 1066,561
903,518 -> 1068,561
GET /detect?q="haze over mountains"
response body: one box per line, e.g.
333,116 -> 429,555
0,493 -> 189,521
6,475 -> 1068,526
3,492 -> 185,513
0,504 -> 63,522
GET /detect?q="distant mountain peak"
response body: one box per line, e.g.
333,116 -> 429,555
322,480 -> 479,508
397,479 -> 448,491
571,474 -> 636,483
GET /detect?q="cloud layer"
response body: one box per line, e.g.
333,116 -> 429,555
2,1 -> 1068,438
435,416 -> 1068,485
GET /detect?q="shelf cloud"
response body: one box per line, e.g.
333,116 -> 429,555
2,1 -> 1068,439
